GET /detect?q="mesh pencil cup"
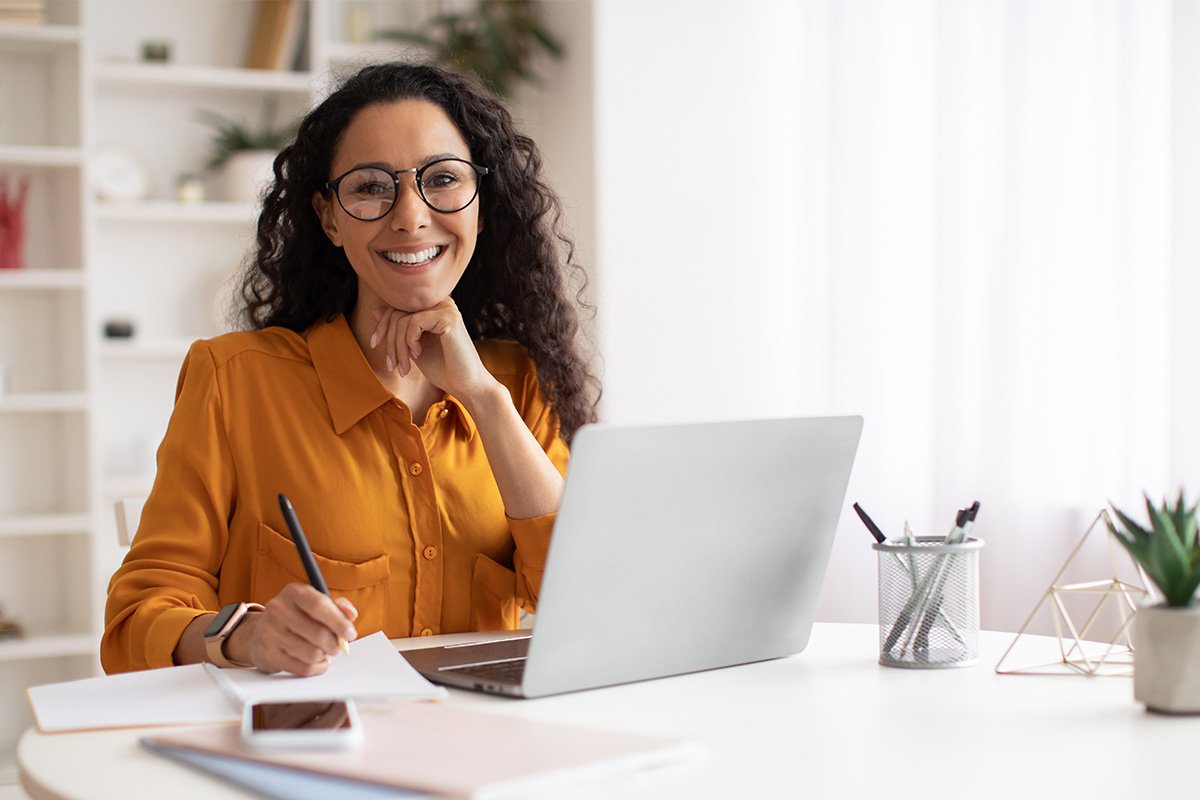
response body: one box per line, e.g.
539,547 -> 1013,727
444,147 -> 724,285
873,536 -> 984,668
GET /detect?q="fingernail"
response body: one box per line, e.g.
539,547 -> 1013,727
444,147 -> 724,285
386,355 -> 395,371
345,628 -> 358,642
370,332 -> 378,348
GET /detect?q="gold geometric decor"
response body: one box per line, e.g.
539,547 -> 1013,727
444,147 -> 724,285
995,510 -> 1148,677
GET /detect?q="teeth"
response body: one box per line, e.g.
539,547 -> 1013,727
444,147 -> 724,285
384,246 -> 441,265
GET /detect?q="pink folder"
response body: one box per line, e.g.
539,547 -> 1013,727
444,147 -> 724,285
143,701 -> 701,799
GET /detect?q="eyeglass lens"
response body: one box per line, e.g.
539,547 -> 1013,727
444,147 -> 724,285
336,159 -> 480,219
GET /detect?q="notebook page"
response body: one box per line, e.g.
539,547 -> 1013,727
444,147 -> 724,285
27,664 -> 239,733
208,631 -> 447,704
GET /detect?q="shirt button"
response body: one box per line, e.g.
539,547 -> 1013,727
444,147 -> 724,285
438,407 -> 449,419
423,545 -> 438,560
409,462 -> 423,476
420,628 -> 434,636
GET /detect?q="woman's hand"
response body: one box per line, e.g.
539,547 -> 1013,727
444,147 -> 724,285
228,583 -> 358,676
369,299 -> 496,399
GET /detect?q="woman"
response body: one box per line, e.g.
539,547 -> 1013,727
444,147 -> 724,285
102,63 -> 598,676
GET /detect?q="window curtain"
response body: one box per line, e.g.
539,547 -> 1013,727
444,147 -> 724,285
795,0 -> 1197,631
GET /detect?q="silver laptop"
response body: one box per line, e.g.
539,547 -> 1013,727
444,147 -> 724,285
402,415 -> 863,698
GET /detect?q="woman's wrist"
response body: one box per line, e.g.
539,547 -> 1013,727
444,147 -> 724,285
456,377 -> 510,418
223,610 -> 262,667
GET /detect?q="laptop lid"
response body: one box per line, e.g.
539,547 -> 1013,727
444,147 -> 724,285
509,415 -> 862,697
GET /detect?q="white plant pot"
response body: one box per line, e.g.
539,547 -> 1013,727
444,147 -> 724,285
1131,604 -> 1200,714
219,150 -> 277,203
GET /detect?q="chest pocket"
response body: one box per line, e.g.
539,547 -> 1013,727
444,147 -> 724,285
252,522 -> 391,636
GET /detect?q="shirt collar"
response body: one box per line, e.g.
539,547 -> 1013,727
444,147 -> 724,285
308,315 -> 393,435
308,314 -> 478,441
442,394 -> 478,441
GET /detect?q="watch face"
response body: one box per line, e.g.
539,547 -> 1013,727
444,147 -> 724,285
204,603 -> 242,638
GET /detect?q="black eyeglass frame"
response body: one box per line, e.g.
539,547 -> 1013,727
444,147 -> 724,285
323,158 -> 490,219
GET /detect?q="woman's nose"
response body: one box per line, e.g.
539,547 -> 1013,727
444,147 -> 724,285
388,177 -> 431,231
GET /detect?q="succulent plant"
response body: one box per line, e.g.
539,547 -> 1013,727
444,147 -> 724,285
1107,492 -> 1200,608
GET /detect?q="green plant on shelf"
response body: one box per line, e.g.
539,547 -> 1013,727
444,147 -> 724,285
1107,492 -> 1200,608
376,0 -> 563,98
196,99 -> 299,172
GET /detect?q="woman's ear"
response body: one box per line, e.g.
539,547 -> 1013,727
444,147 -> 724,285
312,191 -> 342,247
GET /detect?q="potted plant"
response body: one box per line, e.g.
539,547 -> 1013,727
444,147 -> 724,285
376,0 -> 563,98
196,100 -> 297,202
1107,492 -> 1200,713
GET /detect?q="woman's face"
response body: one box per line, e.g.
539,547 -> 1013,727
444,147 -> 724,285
313,100 -> 481,314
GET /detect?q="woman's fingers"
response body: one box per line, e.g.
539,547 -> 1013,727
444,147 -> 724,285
254,584 -> 358,674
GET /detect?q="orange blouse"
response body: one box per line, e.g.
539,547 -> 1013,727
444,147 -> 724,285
102,315 -> 568,674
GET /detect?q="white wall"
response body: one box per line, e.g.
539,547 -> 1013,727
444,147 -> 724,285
592,0 -> 810,422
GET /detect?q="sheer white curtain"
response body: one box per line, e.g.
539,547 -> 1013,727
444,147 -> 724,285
592,0 -> 1198,632
798,0 -> 1196,630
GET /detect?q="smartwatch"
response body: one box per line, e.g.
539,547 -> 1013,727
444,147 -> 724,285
203,602 -> 264,668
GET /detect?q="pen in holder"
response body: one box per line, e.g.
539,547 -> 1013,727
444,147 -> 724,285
874,536 -> 984,668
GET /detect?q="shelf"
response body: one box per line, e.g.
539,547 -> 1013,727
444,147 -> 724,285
94,61 -> 316,94
0,269 -> 85,290
0,633 -> 96,662
0,514 -> 90,539
0,145 -> 83,168
0,392 -> 88,413
324,40 -> 427,64
99,337 -> 193,361
0,23 -> 81,53
94,200 -> 257,224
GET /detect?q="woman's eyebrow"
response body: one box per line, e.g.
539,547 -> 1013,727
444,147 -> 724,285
344,153 -> 468,173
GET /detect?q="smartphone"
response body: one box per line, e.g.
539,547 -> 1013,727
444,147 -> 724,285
241,699 -> 363,749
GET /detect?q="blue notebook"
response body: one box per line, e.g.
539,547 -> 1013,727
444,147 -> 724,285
142,740 -> 425,800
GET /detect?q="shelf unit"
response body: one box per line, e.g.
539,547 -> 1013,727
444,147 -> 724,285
0,0 -> 94,780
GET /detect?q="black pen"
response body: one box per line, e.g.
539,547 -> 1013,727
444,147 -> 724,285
853,502 -> 888,544
277,493 -> 349,653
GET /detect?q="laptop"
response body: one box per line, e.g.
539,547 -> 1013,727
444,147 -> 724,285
401,415 -> 863,698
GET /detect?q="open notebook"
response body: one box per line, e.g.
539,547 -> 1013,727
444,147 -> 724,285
26,632 -> 445,733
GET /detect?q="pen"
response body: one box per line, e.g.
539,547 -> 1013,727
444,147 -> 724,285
853,502 -> 887,544
277,493 -> 350,654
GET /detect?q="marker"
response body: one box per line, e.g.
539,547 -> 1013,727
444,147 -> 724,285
277,493 -> 350,654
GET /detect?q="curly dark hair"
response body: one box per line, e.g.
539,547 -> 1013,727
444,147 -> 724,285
237,62 -> 599,441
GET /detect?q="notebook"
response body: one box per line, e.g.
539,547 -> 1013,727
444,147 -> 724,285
402,415 -> 863,698
27,632 -> 445,733
142,702 -> 701,800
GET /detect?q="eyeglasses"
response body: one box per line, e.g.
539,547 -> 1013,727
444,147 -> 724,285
324,158 -> 489,220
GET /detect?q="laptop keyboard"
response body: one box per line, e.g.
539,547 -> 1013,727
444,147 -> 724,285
444,657 -> 527,682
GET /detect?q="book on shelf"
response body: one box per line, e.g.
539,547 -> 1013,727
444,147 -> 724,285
244,0 -> 304,71
0,0 -> 45,25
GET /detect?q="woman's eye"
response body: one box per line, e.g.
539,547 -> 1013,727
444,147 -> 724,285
423,171 -> 461,189
351,180 -> 391,196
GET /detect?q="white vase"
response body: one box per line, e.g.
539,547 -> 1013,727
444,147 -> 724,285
219,150 -> 277,203
1131,604 -> 1200,714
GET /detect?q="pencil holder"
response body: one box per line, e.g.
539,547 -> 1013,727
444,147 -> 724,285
873,536 -> 984,669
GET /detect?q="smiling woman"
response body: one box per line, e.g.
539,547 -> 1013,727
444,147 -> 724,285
101,63 -> 599,677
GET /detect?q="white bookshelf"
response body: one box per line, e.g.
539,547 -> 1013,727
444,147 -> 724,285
0,3 -> 92,778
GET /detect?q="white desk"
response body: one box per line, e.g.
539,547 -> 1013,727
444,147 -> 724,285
18,623 -> 1197,799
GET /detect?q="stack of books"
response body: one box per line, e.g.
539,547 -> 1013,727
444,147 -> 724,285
0,0 -> 45,25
